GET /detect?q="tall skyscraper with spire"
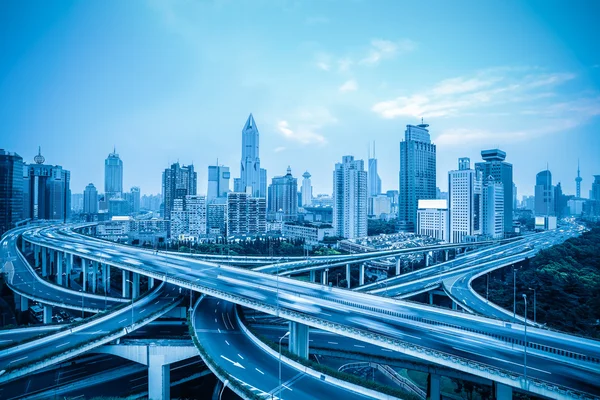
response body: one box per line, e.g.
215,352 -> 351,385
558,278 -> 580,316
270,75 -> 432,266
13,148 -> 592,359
368,141 -> 382,197
575,159 -> 582,198
235,114 -> 266,198
104,147 -> 123,200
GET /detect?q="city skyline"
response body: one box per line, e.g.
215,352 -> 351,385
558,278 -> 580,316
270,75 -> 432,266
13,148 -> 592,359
1,1 -> 599,197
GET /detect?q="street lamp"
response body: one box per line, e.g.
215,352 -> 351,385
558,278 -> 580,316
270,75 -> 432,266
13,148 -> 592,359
279,331 -> 290,399
513,267 -> 517,322
126,279 -> 134,327
486,273 -> 489,302
528,287 -> 537,324
522,293 -> 528,383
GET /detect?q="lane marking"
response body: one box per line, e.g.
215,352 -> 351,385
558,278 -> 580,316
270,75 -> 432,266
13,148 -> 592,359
225,340 -> 230,346
9,356 -> 28,364
328,341 -> 338,345
238,354 -> 244,360
255,368 -> 264,375
354,345 -> 365,348
118,318 -> 127,324
56,342 -> 70,348
282,384 -> 293,391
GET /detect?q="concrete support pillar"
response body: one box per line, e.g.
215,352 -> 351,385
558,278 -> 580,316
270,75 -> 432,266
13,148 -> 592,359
21,238 -> 26,253
395,258 -> 401,275
122,270 -> 131,298
20,296 -> 29,312
359,263 -> 365,286
288,321 -> 310,359
102,263 -> 108,293
43,305 -> 52,324
14,293 -> 22,311
444,250 -> 449,261
321,270 -> 328,286
309,270 -> 315,283
133,273 -> 140,299
92,261 -> 98,293
148,277 -> 155,290
425,252 -> 430,267
106,265 -> 111,294
50,249 -> 55,275
452,301 -> 457,310
81,258 -> 87,291
427,373 -> 441,400
346,264 -> 351,288
148,354 -> 170,400
429,292 -> 434,305
66,253 -> 73,287
57,252 -> 64,285
494,383 -> 512,400
42,247 -> 47,276
34,245 -> 40,267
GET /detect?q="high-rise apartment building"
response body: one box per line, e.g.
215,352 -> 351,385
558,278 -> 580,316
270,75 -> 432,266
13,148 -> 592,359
475,149 -> 513,234
534,169 -> 554,216
104,148 -> 123,200
207,203 -> 227,235
592,175 -> 600,201
267,167 -> 298,221
399,122 -> 436,232
170,195 -> 207,239
333,155 -> 367,239
23,148 -> 71,222
482,176 -> 504,239
0,149 -> 24,235
301,171 -> 312,207
83,183 -> 99,214
417,199 -> 448,242
207,165 -> 230,203
236,114 -> 266,198
448,158 -> 482,243
227,192 -> 266,236
141,194 -> 161,212
129,187 -> 141,213
161,162 -> 197,221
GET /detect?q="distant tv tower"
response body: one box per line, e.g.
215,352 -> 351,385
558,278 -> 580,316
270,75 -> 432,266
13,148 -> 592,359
575,159 -> 582,198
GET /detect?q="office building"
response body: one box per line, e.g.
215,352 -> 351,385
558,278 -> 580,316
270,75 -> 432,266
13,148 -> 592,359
108,198 -> 130,217
207,164 -> 230,203
141,194 -> 161,212
282,222 -> 335,245
267,166 -> 298,221
522,195 -> 535,211
227,192 -> 266,236
71,193 -> 83,213
333,155 -> 367,239
534,169 -> 554,216
171,195 -> 207,240
386,190 -> 399,216
370,195 -> 392,218
104,147 -> 123,200
475,149 -> 513,234
482,176 -> 504,239
301,171 -> 312,207
0,149 -> 24,235
399,122 -> 436,232
162,162 -> 197,221
207,203 -> 227,235
303,205 -> 333,224
448,158 -> 482,243
368,142 -> 382,197
236,114 -> 267,198
417,199 -> 448,242
83,183 -> 99,214
129,187 -> 141,213
592,175 -> 600,201
22,148 -> 71,222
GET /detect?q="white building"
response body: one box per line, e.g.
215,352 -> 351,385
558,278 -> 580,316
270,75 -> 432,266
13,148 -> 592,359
301,171 -> 312,207
282,223 -> 334,244
482,176 -> 504,239
170,195 -> 207,240
370,195 -> 391,218
417,199 -> 448,242
333,155 -> 368,239
448,157 -> 482,243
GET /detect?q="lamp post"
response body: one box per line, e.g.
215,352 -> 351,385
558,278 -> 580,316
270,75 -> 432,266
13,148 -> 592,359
486,273 -> 489,301
528,287 -> 537,324
279,331 -> 290,399
523,293 -> 528,384
513,267 -> 517,322
126,279 -> 134,327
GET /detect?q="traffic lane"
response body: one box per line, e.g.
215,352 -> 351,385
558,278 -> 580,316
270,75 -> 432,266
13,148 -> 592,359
0,355 -> 132,399
195,297 -> 371,400
0,326 -> 62,346
0,283 -> 181,371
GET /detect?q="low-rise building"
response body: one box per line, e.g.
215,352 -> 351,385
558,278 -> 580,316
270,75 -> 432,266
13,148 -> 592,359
282,222 -> 334,244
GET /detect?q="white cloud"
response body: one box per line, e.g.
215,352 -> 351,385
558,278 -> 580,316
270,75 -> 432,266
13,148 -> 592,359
273,146 -> 286,153
337,58 -> 353,73
314,52 -> 332,71
432,77 -> 500,96
360,39 -> 416,65
277,121 -> 327,145
339,79 -> 358,92
276,108 -> 336,145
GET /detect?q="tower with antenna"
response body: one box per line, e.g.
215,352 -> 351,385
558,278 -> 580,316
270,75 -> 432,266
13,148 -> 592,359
575,159 -> 582,198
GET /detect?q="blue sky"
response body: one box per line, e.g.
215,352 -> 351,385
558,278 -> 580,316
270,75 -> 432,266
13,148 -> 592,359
1,0 -> 599,197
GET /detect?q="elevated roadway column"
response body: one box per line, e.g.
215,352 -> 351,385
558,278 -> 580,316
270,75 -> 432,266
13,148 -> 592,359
148,354 -> 170,400
34,244 -> 39,267
101,263 -> 108,294
41,247 -> 48,276
21,237 -> 26,253
133,273 -> 140,298
395,257 -> 401,275
288,321 -> 309,359
321,269 -> 328,285
20,295 -> 29,312
494,383 -> 512,400
425,252 -> 430,267
148,277 -> 155,290
66,253 -> 73,287
345,263 -> 351,288
43,305 -> 52,324
92,261 -> 98,293
122,270 -> 131,298
81,258 -> 87,291
56,251 -> 64,285
309,270 -> 315,283
444,250 -> 449,261
426,373 -> 441,400
359,263 -> 365,286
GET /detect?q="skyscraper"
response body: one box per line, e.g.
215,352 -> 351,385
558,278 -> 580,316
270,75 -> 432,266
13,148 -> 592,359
534,169 -> 554,216
368,142 -> 382,197
448,158 -> 482,243
83,183 -> 99,214
333,155 -> 368,239
130,187 -> 141,213
23,148 -> 71,222
267,166 -> 298,221
475,149 -> 513,234
592,175 -> 600,201
0,149 -> 24,235
162,162 -> 197,221
482,176 -> 504,239
207,164 -> 230,203
301,171 -> 312,207
171,195 -> 207,239
575,159 -> 582,198
237,114 -> 266,198
104,147 -> 123,200
399,122 -> 436,232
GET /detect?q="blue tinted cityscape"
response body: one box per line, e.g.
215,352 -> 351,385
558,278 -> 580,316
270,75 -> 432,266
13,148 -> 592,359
1,2 -> 599,400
